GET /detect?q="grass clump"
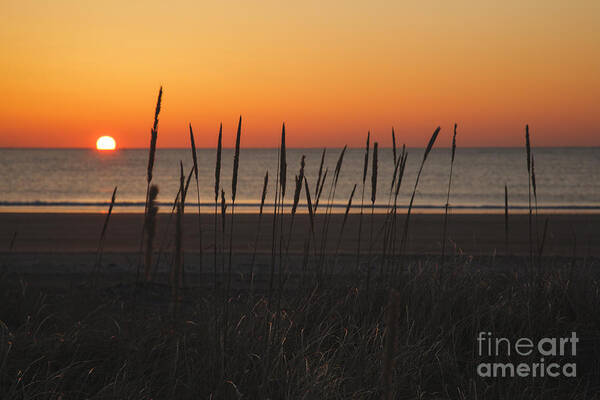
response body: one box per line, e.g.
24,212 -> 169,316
2,257 -> 599,399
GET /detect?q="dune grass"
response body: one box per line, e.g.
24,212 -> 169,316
441,123 -> 457,264
2,91 -> 599,399
2,256 -> 599,399
188,124 -> 203,275
92,186 -> 117,286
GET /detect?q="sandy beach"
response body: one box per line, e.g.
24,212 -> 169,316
1,212 -> 598,256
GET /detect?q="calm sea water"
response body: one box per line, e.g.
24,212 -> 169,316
1,148 -> 599,213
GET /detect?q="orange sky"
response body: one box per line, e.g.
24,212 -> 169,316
1,0 -> 599,148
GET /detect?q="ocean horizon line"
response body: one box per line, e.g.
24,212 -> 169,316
2,146 -> 600,150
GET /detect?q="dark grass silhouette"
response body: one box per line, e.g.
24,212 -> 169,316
249,170 -> 269,293
91,186 -> 117,286
400,126 -> 440,256
441,123 -> 457,264
188,124 -> 203,275
2,256 -> 599,399
2,92 -> 598,399
136,87 -> 162,287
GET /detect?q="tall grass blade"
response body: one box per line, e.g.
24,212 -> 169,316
334,184 -> 357,258
394,147 -> 407,200
260,171 -> 269,215
231,116 -> 242,202
152,167 -> 194,281
280,123 -> 287,200
304,177 -> 315,236
220,189 -> 226,274
215,124 -> 223,203
525,125 -> 533,267
171,162 -> 185,313
138,87 -> 163,288
333,145 -> 347,186
314,168 -> 328,214
315,148 -> 326,198
371,142 -> 378,205
93,186 -> 117,286
250,170 -> 269,292
101,187 -> 117,249
441,124 -> 457,264
144,185 -> 159,281
531,153 -> 540,253
400,127 -> 440,254
225,116 -> 242,352
147,87 -> 162,185
357,132 -> 370,271
366,142 -> 378,291
291,156 -> 306,216
269,130 -> 283,302
390,150 -> 407,267
391,127 -> 397,166
8,231 -> 17,252
189,124 -> 203,274
303,176 -> 315,282
319,146 -> 347,275
214,123 -> 222,289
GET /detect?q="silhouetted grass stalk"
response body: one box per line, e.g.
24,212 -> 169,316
153,167 -> 193,281
441,124 -> 457,264
333,184 -> 357,272
531,154 -> 541,267
137,87 -> 162,286
525,125 -> 533,269
285,155 -> 306,259
382,143 -> 403,265
319,146 -> 347,276
171,163 -> 185,314
189,124 -> 203,274
92,186 -> 117,286
224,116 -> 242,351
400,127 -> 441,255
144,185 -> 159,281
269,124 -> 286,300
315,169 -> 328,214
392,127 -> 397,166
313,148 -> 326,213
390,146 -> 407,265
214,124 -> 222,290
303,176 -> 316,284
366,142 -> 378,292
278,125 -> 287,295
250,170 -> 269,294
356,132 -> 370,271
268,127 -> 283,302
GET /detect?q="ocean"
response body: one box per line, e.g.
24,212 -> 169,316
1,148 -> 599,213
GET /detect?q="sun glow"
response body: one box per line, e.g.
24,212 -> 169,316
96,136 -> 116,151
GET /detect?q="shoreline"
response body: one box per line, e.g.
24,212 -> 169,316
2,205 -> 600,214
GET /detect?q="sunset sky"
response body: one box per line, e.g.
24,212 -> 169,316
1,0 -> 599,148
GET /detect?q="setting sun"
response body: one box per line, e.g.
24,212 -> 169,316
96,136 -> 116,151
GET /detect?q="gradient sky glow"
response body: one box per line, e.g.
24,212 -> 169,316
1,0 -> 599,148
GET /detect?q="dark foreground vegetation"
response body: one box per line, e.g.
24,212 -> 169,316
2,88 -> 598,399
1,256 -> 600,399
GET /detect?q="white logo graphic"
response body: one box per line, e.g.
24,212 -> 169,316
476,332 -> 578,378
